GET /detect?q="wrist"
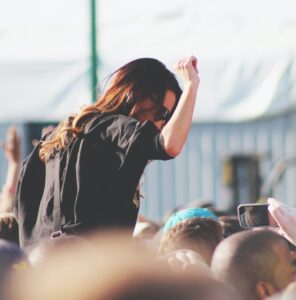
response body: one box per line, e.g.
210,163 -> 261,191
8,161 -> 20,169
184,79 -> 199,90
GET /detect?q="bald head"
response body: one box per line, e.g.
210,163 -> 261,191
211,230 -> 293,300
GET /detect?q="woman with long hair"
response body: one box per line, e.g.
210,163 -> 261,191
15,55 -> 199,249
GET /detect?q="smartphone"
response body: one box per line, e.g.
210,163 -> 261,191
237,204 -> 278,228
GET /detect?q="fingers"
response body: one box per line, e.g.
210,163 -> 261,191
6,126 -> 19,143
167,254 -> 184,272
175,250 -> 191,268
174,55 -> 200,88
191,58 -> 198,73
268,198 -> 288,224
164,250 -> 196,272
185,55 -> 198,73
267,197 -> 282,208
3,126 -> 21,163
175,59 -> 185,72
175,55 -> 198,72
268,198 -> 286,229
267,198 -> 296,245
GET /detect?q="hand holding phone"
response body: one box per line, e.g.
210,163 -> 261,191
237,204 -> 278,228
268,198 -> 296,246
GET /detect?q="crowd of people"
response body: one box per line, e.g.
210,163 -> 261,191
0,56 -> 296,300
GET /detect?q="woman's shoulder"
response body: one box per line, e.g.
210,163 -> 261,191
89,113 -> 160,142
88,113 -> 140,131
86,113 -> 160,141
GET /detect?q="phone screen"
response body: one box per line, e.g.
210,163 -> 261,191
237,204 -> 277,228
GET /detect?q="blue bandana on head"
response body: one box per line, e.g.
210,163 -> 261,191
163,207 -> 219,232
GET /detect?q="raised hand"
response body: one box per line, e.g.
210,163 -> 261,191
3,126 -> 20,164
268,198 -> 296,246
175,55 -> 200,87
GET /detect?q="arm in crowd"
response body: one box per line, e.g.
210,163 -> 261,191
0,127 -> 21,213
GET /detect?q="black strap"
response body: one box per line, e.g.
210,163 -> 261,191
51,115 -> 109,238
53,152 -> 62,233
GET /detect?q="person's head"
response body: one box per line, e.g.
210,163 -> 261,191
211,230 -> 296,300
159,217 -> 223,265
39,58 -> 182,161
28,235 -> 92,267
163,207 -> 219,232
219,215 -> 246,238
7,230 -> 205,300
0,239 -> 27,299
159,249 -> 241,300
98,58 -> 182,128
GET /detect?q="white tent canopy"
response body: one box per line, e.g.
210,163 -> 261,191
0,0 -> 295,122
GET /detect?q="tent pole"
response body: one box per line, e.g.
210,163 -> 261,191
90,0 -> 98,103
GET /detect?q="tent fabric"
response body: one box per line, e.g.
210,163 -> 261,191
0,0 -> 296,122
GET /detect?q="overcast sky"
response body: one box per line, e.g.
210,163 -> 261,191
0,0 -> 295,121
0,0 -> 295,65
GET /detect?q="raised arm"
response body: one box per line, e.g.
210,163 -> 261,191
161,55 -> 200,157
0,127 -> 21,212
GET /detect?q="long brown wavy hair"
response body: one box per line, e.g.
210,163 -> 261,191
39,58 -> 182,162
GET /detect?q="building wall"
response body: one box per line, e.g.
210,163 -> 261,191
140,109 -> 296,221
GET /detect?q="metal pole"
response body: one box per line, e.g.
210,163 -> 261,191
90,0 -> 98,103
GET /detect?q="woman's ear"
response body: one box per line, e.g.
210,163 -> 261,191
255,281 -> 276,300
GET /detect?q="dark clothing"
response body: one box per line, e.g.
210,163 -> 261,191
15,113 -> 172,249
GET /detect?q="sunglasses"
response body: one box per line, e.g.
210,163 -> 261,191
155,106 -> 172,123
